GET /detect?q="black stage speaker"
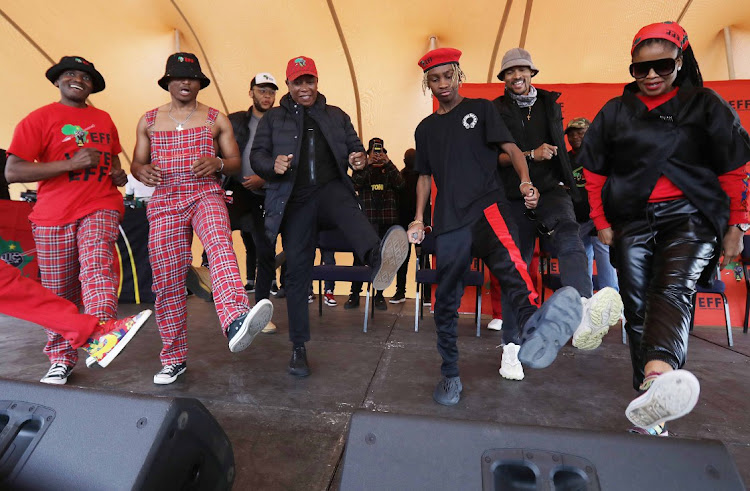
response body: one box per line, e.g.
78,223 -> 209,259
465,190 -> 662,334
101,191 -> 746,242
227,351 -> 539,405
0,379 -> 234,490
340,410 -> 745,491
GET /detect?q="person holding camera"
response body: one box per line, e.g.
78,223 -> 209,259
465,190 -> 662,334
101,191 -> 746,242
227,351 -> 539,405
346,138 -> 405,310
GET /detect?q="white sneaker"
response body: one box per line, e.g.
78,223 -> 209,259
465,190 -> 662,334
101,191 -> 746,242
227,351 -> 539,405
487,318 -> 503,331
572,287 -> 623,350
626,370 -> 700,428
499,343 -> 524,380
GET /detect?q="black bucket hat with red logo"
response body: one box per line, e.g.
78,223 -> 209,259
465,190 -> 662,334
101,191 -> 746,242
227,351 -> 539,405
158,52 -> 211,91
45,56 -> 106,93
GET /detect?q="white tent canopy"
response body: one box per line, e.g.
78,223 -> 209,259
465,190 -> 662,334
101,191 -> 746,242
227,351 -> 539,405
2,0 -> 749,191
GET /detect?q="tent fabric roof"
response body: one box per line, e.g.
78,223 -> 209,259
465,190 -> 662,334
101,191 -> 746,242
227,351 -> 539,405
2,0 -> 749,179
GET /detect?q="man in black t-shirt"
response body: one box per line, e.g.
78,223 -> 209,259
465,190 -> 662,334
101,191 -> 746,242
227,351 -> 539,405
492,48 -> 623,358
251,56 -> 409,377
409,47 -> 583,406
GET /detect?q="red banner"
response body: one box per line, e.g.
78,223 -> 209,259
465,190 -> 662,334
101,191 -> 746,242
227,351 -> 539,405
432,80 -> 750,328
0,200 -> 39,282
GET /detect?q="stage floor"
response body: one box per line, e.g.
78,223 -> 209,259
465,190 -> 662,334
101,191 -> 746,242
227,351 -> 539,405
2,294 -> 749,489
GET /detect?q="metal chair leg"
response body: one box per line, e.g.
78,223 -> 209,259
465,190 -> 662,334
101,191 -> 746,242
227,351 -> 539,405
318,280 -> 323,316
414,285 -> 421,332
476,287 -> 482,337
363,286 -> 371,333
722,293 -> 733,347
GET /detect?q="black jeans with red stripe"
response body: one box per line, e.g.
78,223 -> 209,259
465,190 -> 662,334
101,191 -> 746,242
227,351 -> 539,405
434,202 -> 539,377
500,186 -> 591,344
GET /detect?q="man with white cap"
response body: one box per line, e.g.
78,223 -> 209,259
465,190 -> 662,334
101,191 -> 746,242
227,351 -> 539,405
492,48 -> 623,365
226,72 -> 280,333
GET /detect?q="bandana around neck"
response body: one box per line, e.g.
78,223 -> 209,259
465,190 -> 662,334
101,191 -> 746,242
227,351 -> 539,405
509,85 -> 537,108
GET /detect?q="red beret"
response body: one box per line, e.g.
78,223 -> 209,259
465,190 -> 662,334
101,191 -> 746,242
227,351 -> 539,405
418,48 -> 462,72
631,21 -> 689,55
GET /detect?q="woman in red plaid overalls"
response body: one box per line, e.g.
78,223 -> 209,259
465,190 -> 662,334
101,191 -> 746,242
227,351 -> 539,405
131,53 -> 273,385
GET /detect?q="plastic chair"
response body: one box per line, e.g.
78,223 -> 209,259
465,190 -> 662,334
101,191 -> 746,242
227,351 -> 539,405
312,229 -> 374,333
413,233 -> 484,337
690,266 -> 733,347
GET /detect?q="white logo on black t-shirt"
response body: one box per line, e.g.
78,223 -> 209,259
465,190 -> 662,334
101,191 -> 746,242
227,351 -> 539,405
462,113 -> 478,129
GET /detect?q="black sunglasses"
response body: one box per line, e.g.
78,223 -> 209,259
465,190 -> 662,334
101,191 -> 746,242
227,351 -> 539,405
629,57 -> 678,79
524,209 -> 554,236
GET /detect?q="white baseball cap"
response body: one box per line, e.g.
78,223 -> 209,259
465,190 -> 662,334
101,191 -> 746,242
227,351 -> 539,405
251,72 -> 278,90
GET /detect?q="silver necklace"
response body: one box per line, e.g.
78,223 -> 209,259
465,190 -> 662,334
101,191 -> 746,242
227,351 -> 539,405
168,102 -> 198,131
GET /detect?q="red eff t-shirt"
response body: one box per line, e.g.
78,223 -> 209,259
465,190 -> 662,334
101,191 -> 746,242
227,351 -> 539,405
8,102 -> 124,226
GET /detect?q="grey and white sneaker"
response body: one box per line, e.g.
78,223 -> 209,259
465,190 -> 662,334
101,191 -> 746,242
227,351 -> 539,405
499,343 -> 524,380
153,362 -> 187,385
370,226 -> 409,291
40,363 -> 73,385
626,370 -> 700,429
573,287 -> 623,350
227,299 -> 274,353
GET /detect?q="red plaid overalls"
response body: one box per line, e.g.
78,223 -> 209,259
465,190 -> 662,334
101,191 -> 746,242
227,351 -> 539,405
145,107 -> 249,365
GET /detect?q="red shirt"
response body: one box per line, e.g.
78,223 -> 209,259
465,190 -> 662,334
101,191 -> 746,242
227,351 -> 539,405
585,88 -> 748,230
8,102 -> 124,226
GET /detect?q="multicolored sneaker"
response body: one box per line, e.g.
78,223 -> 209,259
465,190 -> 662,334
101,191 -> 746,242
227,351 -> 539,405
628,423 -> 669,437
626,370 -> 700,429
324,290 -> 337,307
81,310 -> 152,368
572,287 -> 623,350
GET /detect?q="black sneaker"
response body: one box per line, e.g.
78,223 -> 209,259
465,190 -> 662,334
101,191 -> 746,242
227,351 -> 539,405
370,226 -> 409,291
226,299 -> 274,353
389,291 -> 406,304
344,293 -> 360,310
153,362 -> 187,385
288,346 -> 310,377
374,295 -> 387,311
270,280 -> 279,295
40,363 -> 73,385
275,287 -> 286,298
244,280 -> 255,293
433,376 -> 462,406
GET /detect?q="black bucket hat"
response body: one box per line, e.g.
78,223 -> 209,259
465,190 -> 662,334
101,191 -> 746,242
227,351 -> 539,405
45,56 -> 105,93
158,52 -> 211,91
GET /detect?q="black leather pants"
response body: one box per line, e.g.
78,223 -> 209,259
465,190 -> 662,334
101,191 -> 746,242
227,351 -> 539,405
612,199 -> 717,390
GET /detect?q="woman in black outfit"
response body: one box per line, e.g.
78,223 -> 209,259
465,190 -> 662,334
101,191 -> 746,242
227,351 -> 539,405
580,21 -> 750,435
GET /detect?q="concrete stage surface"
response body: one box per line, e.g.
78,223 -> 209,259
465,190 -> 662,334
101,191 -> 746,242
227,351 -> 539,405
1,295 -> 749,489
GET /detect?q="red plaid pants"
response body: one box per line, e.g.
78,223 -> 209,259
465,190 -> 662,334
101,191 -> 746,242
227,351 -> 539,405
31,209 -> 120,365
148,188 -> 249,365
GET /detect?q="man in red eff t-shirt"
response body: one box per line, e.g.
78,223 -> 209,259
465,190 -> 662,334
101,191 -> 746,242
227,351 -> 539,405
6,56 -> 135,385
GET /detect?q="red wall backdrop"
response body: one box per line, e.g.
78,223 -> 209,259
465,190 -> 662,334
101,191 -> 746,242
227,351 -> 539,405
432,80 -> 750,327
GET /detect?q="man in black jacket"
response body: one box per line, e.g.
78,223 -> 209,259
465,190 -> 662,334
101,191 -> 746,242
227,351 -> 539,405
493,48 -> 622,360
251,56 -> 408,377
226,72 -> 279,333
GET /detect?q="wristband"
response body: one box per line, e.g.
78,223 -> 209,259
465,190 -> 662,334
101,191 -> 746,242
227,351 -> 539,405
217,158 -> 224,173
519,181 -> 533,190
408,220 -> 424,229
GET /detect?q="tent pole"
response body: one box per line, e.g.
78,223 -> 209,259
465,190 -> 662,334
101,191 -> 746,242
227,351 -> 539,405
723,26 -> 735,80
174,29 -> 181,53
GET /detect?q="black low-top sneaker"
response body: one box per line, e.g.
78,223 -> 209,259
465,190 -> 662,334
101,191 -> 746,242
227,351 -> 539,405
153,362 -> 187,385
289,346 -> 310,377
40,363 -> 74,385
227,299 -> 274,353
344,293 -> 360,310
